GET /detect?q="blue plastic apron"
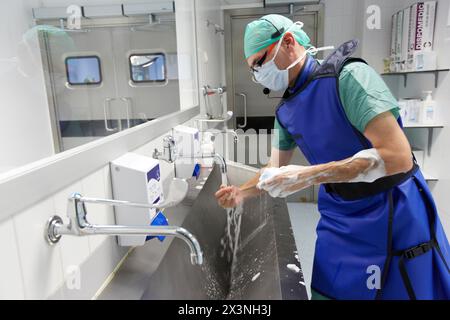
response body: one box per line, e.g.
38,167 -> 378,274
275,40 -> 450,300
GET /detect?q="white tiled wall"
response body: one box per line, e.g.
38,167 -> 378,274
12,197 -> 64,299
0,0 -> 55,174
0,129 -> 180,299
196,0 -> 228,118
0,218 -> 25,299
323,0 -> 362,49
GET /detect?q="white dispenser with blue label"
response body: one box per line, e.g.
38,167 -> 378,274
173,125 -> 201,179
110,153 -> 163,246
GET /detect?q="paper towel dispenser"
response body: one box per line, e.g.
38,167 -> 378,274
110,152 -> 163,246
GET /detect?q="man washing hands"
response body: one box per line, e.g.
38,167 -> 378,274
214,14 -> 450,300
215,147 -> 383,205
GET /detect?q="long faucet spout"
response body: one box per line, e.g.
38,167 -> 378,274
45,184 -> 203,266
53,221 -> 203,265
180,153 -> 227,185
213,153 -> 227,175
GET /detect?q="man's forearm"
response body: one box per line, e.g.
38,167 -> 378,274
238,171 -> 264,198
235,156 -> 374,199
304,157 -> 374,185
260,152 -> 386,198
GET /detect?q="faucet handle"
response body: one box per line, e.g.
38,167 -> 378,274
153,148 -> 162,159
163,135 -> 175,147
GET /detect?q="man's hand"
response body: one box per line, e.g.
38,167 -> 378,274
214,147 -> 296,207
215,185 -> 244,209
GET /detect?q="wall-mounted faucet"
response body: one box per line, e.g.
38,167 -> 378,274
201,84 -> 227,119
45,179 -> 203,265
183,153 -> 227,175
194,111 -> 239,143
152,135 -> 228,185
202,85 -> 226,97
206,19 -> 224,35
178,153 -> 228,186
153,135 -> 176,163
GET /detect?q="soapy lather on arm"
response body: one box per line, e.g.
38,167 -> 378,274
257,152 -> 381,198
257,112 -> 413,198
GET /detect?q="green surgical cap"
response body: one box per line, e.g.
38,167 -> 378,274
244,14 -> 311,59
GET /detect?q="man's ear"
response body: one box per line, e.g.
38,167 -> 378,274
283,33 -> 295,49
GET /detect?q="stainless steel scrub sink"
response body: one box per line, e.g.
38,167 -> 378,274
99,162 -> 307,300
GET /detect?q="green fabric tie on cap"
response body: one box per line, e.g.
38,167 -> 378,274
244,14 -> 311,59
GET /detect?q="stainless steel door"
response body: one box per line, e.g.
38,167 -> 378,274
111,24 -> 180,124
44,28 -> 120,151
226,7 -> 323,122
42,22 -> 181,151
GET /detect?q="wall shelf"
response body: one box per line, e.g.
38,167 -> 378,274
381,69 -> 450,88
403,124 -> 444,129
423,172 -> 438,182
403,124 -> 444,156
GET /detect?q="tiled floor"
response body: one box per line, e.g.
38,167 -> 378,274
287,202 -> 320,300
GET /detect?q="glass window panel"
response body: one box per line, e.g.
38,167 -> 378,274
129,53 -> 166,83
65,56 -> 102,85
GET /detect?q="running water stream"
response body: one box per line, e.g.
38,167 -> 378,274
214,192 -> 271,299
220,204 -> 243,275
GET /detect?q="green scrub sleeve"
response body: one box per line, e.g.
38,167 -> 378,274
338,61 -> 400,133
271,61 -> 400,151
272,117 -> 297,151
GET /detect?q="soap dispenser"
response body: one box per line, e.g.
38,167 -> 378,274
421,91 -> 437,125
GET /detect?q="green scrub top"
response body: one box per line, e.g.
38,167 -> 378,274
272,61 -> 400,151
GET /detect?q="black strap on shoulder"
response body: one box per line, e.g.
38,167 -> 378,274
339,57 -> 368,73
312,39 -> 360,77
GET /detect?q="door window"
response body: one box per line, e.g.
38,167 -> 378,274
129,53 -> 166,83
65,56 -> 102,85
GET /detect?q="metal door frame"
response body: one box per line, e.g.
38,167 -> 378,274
40,28 -> 119,152
37,13 -> 192,153
38,16 -> 160,153
224,4 -> 324,129
39,30 -> 63,153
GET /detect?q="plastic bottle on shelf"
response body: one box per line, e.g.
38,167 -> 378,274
398,99 -> 408,125
406,99 -> 421,125
421,91 -> 437,125
413,51 -> 437,71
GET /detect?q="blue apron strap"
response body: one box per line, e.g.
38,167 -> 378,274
376,173 -> 450,300
398,254 -> 416,300
381,176 -> 450,300
413,176 -> 450,275
396,240 -> 436,300
375,190 -> 394,300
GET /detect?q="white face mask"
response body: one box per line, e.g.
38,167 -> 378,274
252,22 -> 334,92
